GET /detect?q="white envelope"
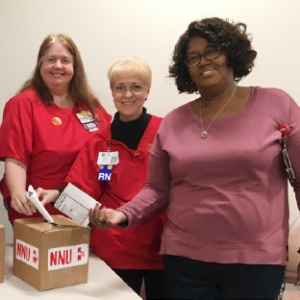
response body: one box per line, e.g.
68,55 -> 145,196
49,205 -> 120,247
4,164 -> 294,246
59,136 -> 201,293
54,183 -> 99,226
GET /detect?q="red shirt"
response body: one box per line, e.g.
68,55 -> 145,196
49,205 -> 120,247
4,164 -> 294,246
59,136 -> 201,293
66,116 -> 164,269
0,87 -> 111,221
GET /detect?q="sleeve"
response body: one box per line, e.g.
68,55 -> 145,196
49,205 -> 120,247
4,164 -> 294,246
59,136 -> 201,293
0,95 -> 33,166
118,128 -> 171,226
65,136 -> 103,200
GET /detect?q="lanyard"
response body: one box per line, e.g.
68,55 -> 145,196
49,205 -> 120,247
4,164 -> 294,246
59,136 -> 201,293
278,124 -> 295,184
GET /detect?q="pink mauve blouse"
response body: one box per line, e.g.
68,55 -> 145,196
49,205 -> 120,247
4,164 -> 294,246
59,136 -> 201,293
119,86 -> 300,266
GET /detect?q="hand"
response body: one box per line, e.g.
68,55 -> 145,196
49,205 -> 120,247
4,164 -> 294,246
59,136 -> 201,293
89,203 -> 128,229
10,190 -> 36,215
35,188 -> 60,206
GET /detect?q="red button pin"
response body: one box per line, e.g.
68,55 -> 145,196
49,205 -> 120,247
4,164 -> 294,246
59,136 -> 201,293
278,124 -> 290,138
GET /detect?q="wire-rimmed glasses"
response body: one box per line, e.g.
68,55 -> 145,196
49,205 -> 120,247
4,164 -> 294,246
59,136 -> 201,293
112,84 -> 145,95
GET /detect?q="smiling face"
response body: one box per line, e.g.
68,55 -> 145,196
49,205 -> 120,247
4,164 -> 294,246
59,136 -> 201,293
111,75 -> 149,121
40,41 -> 74,93
186,36 -> 234,92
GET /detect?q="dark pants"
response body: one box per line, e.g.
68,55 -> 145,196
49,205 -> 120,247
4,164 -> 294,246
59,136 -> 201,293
164,255 -> 285,300
113,268 -> 165,299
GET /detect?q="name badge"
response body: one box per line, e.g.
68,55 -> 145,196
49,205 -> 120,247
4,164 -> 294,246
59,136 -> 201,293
97,152 -> 119,165
76,110 -> 98,132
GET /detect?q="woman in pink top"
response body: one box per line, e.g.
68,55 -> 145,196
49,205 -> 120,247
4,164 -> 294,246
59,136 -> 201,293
90,17 -> 300,299
0,33 -> 111,223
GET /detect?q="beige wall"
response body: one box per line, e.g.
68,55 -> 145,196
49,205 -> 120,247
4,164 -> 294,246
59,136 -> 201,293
1,0 -> 300,243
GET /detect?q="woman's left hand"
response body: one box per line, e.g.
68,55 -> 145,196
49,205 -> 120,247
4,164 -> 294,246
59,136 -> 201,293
35,188 -> 60,206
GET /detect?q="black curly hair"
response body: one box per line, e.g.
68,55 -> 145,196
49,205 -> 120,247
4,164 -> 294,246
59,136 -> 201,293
169,17 -> 257,94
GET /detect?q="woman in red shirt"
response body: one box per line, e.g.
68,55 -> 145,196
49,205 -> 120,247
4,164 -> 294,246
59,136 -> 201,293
0,33 -> 111,222
38,56 -> 165,299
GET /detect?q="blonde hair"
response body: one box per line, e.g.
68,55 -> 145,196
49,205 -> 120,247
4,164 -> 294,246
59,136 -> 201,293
108,56 -> 152,88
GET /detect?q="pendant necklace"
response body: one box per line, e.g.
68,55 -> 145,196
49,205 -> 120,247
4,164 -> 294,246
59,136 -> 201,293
199,87 -> 236,139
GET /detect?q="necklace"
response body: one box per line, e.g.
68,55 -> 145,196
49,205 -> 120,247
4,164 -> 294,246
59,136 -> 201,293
199,88 -> 236,139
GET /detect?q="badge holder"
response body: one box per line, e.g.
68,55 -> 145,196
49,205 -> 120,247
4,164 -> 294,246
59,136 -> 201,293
97,151 -> 119,181
76,110 -> 99,132
278,124 -> 296,184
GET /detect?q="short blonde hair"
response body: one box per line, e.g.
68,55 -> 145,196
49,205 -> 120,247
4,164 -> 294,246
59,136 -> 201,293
108,56 -> 152,88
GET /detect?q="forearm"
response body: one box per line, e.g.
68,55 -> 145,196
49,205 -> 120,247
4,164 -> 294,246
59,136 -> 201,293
4,157 -> 36,215
5,157 -> 27,196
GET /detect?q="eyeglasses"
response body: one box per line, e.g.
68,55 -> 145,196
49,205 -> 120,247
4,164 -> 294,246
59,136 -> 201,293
184,49 -> 222,67
113,84 -> 145,95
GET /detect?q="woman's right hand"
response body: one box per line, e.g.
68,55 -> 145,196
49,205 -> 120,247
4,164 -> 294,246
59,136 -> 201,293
10,190 -> 36,215
89,203 -> 128,229
10,187 -> 59,215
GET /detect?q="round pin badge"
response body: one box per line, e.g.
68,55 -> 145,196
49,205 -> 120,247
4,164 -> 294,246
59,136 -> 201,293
278,124 -> 290,138
51,117 -> 62,126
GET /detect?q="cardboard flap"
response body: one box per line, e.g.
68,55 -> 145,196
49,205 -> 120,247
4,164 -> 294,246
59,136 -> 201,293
14,215 -> 86,233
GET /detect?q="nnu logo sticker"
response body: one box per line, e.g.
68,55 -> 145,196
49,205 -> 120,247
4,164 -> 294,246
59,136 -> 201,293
48,244 -> 88,270
15,239 -> 39,269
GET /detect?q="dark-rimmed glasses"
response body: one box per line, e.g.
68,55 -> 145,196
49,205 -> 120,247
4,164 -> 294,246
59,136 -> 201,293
184,49 -> 222,67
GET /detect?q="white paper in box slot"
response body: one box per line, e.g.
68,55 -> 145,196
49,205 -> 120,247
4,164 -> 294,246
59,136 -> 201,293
27,185 -> 55,224
54,183 -> 99,226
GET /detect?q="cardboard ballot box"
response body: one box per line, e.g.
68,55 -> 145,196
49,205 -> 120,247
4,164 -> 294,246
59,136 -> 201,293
0,224 -> 4,283
13,215 -> 90,290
